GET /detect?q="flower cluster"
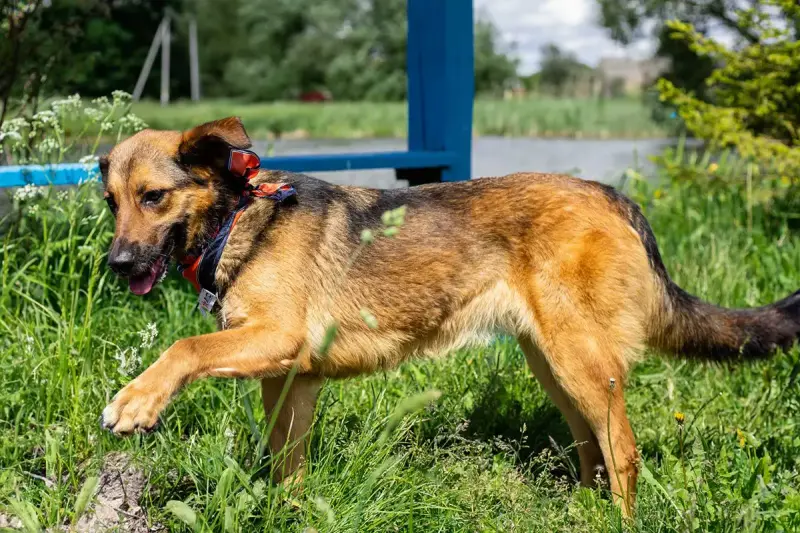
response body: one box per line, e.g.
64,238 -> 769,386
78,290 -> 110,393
114,347 -> 141,377
1,92 -> 148,166
118,113 -> 148,133
50,94 -> 82,114
13,183 -> 44,202
137,322 -> 159,349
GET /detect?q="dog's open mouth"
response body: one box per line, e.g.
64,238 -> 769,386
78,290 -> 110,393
129,255 -> 169,296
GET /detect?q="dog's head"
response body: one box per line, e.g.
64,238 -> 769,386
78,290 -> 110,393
100,117 -> 252,295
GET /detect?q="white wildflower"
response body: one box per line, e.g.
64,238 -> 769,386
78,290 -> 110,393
23,335 -> 35,355
0,130 -> 22,143
100,120 -> 113,132
32,110 -> 58,127
37,137 -> 59,155
91,96 -> 111,110
83,107 -> 104,122
118,113 -> 148,132
79,154 -> 99,172
224,426 -> 235,455
114,347 -> 141,376
13,183 -> 44,202
111,90 -> 132,105
51,94 -> 82,114
137,322 -> 158,349
1,117 -> 30,134
57,190 -> 69,202
26,204 -> 40,217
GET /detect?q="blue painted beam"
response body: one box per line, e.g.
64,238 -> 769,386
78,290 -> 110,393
0,151 -> 458,188
0,163 -> 93,188
264,150 -> 456,173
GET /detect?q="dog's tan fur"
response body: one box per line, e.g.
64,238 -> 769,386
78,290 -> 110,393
99,118 -> 800,517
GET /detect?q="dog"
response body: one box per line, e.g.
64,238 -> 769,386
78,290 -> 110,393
98,117 -> 800,516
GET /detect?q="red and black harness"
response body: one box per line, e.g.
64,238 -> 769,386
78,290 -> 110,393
177,149 -> 296,312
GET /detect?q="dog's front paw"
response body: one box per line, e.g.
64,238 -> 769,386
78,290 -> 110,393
101,381 -> 165,435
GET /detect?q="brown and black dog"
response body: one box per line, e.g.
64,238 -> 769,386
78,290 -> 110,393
99,117 -> 800,516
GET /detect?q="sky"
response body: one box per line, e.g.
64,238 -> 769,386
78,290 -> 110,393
475,0 -> 655,74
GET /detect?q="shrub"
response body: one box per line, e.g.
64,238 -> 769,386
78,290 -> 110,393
657,0 -> 800,180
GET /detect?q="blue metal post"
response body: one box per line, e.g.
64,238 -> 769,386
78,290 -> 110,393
403,0 -> 474,184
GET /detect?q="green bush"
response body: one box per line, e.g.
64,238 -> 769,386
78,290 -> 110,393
657,0 -> 800,180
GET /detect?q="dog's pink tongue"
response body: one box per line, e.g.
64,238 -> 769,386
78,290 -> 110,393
129,266 -> 158,296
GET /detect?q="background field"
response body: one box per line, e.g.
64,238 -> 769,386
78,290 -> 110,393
1,153 -> 799,531
132,97 -> 671,140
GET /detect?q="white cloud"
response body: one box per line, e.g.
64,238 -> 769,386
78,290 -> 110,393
475,0 -> 655,74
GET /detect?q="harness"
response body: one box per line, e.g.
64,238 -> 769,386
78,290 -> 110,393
177,148 -> 296,314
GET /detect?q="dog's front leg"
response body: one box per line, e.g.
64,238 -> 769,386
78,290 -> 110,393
101,325 -> 307,434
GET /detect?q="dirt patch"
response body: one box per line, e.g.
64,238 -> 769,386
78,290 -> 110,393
74,452 -> 152,533
0,513 -> 23,530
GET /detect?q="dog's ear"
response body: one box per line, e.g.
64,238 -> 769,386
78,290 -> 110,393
98,155 -> 110,186
178,117 -> 252,174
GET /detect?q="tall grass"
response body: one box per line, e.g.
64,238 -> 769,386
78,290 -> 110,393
1,154 -> 799,531
132,97 -> 670,140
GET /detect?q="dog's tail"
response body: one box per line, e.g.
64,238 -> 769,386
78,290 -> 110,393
604,183 -> 800,361
650,282 -> 800,361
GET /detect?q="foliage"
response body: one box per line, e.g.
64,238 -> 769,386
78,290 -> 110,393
0,92 -> 147,165
653,23 -> 715,101
596,0 -> 800,103
0,0 -> 179,129
50,0 -> 182,99
535,44 -> 594,97
474,18 -> 520,97
195,0 -> 518,101
657,0 -> 800,179
596,0 -> 770,46
2,0 -> 520,108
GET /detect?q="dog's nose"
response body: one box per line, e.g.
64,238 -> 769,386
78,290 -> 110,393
108,248 -> 135,276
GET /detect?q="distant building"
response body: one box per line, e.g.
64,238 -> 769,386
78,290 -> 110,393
597,57 -> 670,96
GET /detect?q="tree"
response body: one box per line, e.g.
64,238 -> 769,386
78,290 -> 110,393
597,0 -> 769,45
0,1 -> 112,124
1,0 -> 43,126
595,0 -> 796,97
208,0 -> 518,101
537,44 -> 592,96
1,0 -> 183,128
657,0 -> 800,175
323,0 -> 408,101
474,18 -> 519,96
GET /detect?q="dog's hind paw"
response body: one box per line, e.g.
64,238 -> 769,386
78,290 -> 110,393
101,382 -> 164,435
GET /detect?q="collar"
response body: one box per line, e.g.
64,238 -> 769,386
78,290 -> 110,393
177,149 -> 296,304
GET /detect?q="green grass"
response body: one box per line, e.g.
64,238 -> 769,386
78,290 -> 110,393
1,161 -> 799,531
132,97 -> 670,140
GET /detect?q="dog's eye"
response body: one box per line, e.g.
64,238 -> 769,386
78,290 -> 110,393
105,195 -> 117,215
142,190 -> 166,206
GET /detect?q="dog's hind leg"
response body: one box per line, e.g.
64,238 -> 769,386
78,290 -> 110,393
518,337 -> 605,486
261,375 -> 323,486
526,328 -> 640,517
